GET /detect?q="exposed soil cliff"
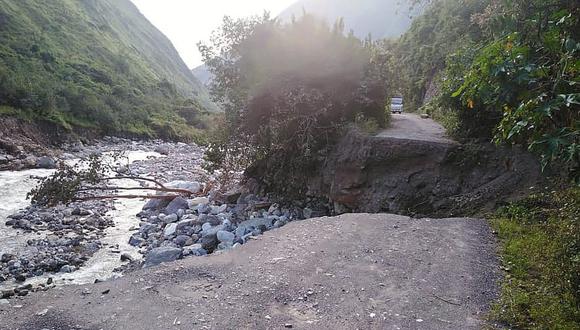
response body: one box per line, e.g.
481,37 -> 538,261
247,115 -> 543,217
313,129 -> 541,217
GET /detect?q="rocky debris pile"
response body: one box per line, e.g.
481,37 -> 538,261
131,187 -> 315,267
1,201 -> 113,283
1,138 -> 208,288
62,137 -> 208,184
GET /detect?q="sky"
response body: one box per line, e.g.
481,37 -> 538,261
130,0 -> 296,69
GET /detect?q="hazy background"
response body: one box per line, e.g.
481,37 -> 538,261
130,0 -> 296,68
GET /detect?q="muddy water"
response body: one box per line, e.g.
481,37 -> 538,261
0,169 -> 56,255
0,151 -> 161,288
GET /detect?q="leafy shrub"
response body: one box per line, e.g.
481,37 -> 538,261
453,6 -> 579,176
199,14 -> 392,195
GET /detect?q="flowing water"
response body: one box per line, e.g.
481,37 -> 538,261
0,169 -> 56,255
0,151 -> 162,289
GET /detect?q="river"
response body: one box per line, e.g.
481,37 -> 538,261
0,151 -> 161,289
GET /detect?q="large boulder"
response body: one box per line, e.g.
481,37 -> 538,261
37,156 -> 57,169
164,223 -> 178,238
143,247 -> 182,268
217,230 -> 235,243
166,181 -> 202,194
142,198 -> 171,212
165,197 -> 189,215
200,235 -> 219,252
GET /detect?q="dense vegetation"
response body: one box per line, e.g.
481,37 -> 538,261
199,14 -> 392,195
391,1 -> 579,328
0,0 -> 215,140
396,0 -> 579,181
491,187 -> 579,329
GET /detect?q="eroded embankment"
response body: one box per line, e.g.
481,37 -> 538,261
319,130 -> 542,216
249,129 -> 543,217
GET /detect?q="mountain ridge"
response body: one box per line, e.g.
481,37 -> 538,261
279,0 -> 420,39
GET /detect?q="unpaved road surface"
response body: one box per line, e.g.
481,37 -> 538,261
377,114 -> 456,144
0,214 -> 499,330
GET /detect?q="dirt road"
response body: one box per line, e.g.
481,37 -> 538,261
0,214 -> 499,330
377,114 -> 456,144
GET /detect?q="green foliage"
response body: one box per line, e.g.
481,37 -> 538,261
396,0 -> 489,112
398,0 -> 579,179
199,14 -> 392,194
450,0 -> 579,180
0,0 -> 213,140
28,154 -> 111,206
491,187 -> 580,329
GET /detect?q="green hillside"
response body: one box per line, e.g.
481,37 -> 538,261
0,0 -> 215,140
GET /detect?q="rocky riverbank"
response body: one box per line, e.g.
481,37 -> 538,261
132,194 -> 304,268
1,137 -> 323,300
0,138 -> 207,293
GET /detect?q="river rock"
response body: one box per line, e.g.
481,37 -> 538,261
217,230 -> 235,243
173,235 -> 193,247
211,204 -> 228,215
196,203 -> 211,214
165,197 -> 189,216
129,234 -> 145,247
139,223 -> 155,234
188,197 -> 209,208
24,155 -> 37,167
1,254 -> 15,263
72,207 -> 91,216
235,226 -> 247,238
1,290 -> 15,299
200,235 -> 219,252
218,241 -> 233,250
176,218 -> 195,230
199,214 -> 221,226
163,213 -> 179,224
120,253 -> 134,262
167,181 -> 201,194
182,244 -> 207,257
143,247 -> 182,267
37,156 -> 57,169
59,265 -> 76,273
0,154 -> 10,164
142,198 -> 171,211
164,223 -> 178,238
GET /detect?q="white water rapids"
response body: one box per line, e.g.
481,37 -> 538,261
0,151 -> 161,289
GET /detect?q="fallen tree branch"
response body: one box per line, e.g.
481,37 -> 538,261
79,186 -> 194,195
102,176 -> 168,189
76,194 -> 180,201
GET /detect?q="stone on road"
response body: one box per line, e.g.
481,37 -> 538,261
0,214 -> 499,329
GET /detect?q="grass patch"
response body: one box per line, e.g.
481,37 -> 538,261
490,187 -> 580,329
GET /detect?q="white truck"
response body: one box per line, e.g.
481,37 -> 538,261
391,97 -> 404,114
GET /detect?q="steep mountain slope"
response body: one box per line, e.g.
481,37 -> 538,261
279,0 -> 420,39
191,64 -> 213,86
0,0 -> 215,140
